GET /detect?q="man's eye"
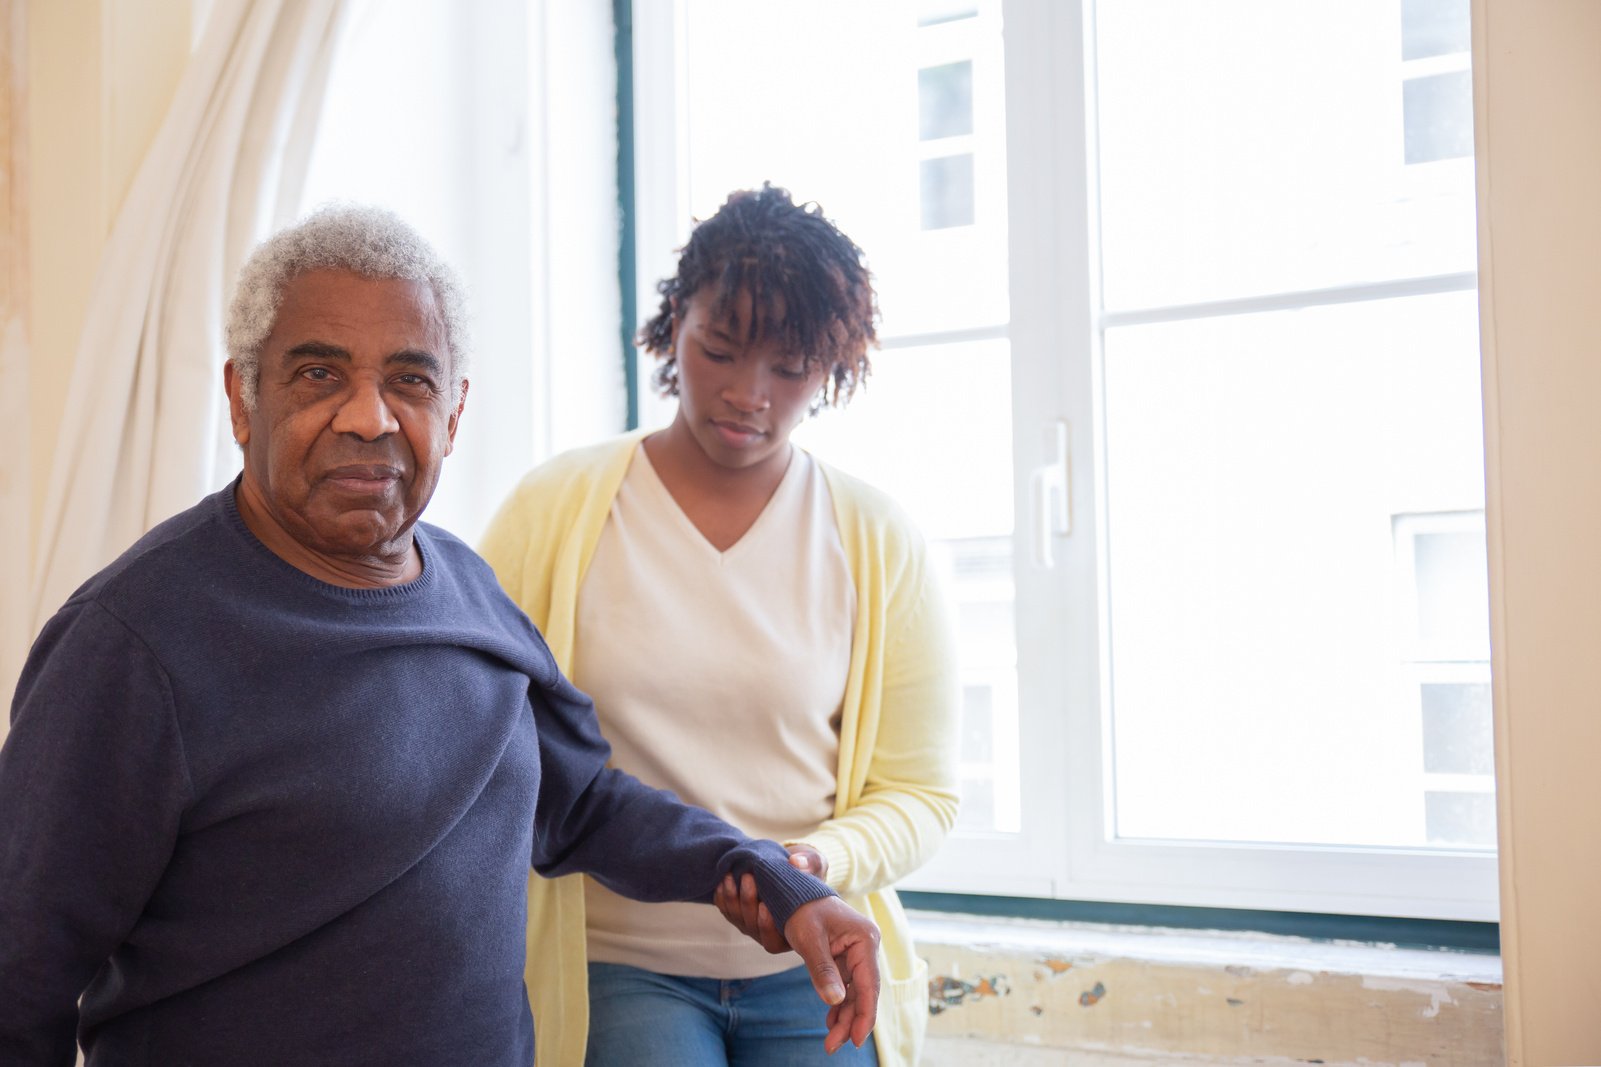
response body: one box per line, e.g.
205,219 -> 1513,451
301,367 -> 333,381
397,374 -> 442,395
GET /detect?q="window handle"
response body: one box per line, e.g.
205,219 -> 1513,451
1030,419 -> 1072,568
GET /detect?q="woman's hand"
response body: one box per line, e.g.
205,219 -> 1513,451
714,844 -> 830,953
785,844 -> 828,881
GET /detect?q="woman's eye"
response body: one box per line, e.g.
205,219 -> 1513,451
774,365 -> 808,381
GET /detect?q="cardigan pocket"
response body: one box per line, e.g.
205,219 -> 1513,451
879,952 -> 930,1067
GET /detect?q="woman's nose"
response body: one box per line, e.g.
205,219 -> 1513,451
722,364 -> 771,413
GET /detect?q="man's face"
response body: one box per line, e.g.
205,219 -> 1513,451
224,269 -> 465,567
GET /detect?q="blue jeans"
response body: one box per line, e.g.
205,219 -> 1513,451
585,961 -> 878,1066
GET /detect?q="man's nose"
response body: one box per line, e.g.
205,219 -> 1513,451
330,381 -> 400,441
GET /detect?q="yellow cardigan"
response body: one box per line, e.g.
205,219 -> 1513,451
478,430 -> 961,1067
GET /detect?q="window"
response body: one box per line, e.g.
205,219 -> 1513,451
631,0 -> 1494,921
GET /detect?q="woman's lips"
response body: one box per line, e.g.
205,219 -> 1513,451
711,420 -> 764,448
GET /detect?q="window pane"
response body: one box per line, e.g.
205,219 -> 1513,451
1403,71 -> 1474,164
1413,527 -> 1490,658
1421,683 -> 1493,775
1401,0 -> 1470,60
1103,291 -> 1487,848
680,0 -> 1008,335
921,154 -> 975,229
1424,790 -> 1495,848
1095,0 -> 1478,310
919,61 -> 974,139
918,0 -> 977,27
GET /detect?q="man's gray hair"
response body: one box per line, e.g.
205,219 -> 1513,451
226,204 -> 471,409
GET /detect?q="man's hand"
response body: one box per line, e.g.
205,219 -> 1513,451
713,845 -> 827,952
781,895 -> 881,1054
713,847 -> 878,1053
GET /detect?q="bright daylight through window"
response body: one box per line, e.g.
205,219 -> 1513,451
632,0 -> 1493,920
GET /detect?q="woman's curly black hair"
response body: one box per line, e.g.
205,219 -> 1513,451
639,183 -> 878,408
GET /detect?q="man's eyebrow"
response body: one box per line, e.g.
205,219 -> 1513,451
388,350 -> 446,378
282,341 -> 351,363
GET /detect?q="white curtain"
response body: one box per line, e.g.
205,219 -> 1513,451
28,0 -> 349,634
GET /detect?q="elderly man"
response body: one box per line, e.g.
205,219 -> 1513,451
0,206 -> 879,1066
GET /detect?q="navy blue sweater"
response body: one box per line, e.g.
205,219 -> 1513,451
0,486 -> 830,1066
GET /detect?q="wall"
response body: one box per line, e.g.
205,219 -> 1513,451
0,0 -> 190,718
1475,1 -> 1601,1063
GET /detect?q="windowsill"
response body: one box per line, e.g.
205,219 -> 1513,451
899,890 -> 1500,951
910,909 -> 1503,1064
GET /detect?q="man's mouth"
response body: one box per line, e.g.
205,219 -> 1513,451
322,464 -> 403,494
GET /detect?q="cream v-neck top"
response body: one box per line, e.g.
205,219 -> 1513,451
572,444 -> 854,978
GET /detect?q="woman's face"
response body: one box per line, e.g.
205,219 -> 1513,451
669,287 -> 824,472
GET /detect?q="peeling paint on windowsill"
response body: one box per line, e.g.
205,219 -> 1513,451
912,910 -> 1503,1065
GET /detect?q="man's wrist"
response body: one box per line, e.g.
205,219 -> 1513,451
725,840 -> 836,930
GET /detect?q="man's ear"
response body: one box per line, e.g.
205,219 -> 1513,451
223,360 -> 250,447
443,379 -> 469,457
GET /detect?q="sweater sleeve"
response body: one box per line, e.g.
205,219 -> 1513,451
524,656 -> 834,932
797,533 -> 963,898
0,602 -> 191,1066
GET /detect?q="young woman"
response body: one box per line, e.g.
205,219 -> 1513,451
480,184 -> 960,1067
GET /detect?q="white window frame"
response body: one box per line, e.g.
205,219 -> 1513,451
630,0 -> 1499,922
